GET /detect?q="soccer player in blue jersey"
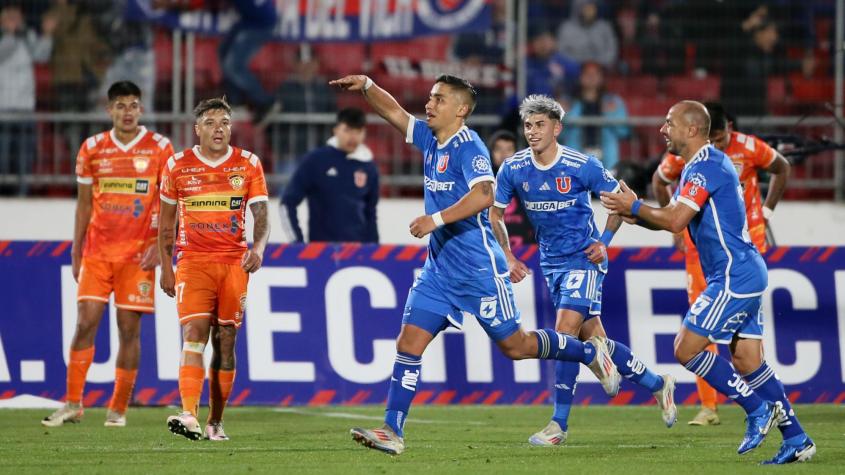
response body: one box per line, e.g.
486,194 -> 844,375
601,101 -> 815,464
491,94 -> 677,446
330,74 -> 621,455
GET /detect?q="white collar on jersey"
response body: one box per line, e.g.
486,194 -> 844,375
530,143 -> 563,171
687,142 -> 712,166
436,125 -> 469,150
109,126 -> 148,153
192,145 -> 233,168
326,136 -> 373,162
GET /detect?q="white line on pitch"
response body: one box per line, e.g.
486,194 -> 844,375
273,407 -> 485,425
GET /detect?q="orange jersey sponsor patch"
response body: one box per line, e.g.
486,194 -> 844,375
657,131 -> 775,253
160,145 -> 268,264
76,127 -> 173,262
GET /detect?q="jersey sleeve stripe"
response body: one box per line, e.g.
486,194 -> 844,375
656,165 -> 672,184
249,154 -> 260,167
467,175 -> 495,189
160,194 -> 177,204
493,200 -> 510,208
246,195 -> 269,205
677,196 -> 701,212
76,176 -> 93,185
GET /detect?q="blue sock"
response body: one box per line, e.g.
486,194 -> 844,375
534,329 -> 594,364
684,351 -> 764,414
744,362 -> 806,440
607,339 -> 664,393
384,352 -> 421,437
552,361 -> 579,431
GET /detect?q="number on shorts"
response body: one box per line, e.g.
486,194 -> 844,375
176,282 -> 186,303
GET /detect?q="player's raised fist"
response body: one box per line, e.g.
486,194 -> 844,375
329,75 -> 370,91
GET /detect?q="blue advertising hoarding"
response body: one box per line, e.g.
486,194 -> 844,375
1,241 -> 843,407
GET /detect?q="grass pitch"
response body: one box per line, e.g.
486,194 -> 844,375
2,404 -> 842,474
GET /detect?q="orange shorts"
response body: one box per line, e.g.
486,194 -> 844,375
175,260 -> 248,328
77,257 -> 155,312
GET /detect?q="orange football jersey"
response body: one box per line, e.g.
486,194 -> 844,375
75,126 -> 173,262
160,145 -> 268,264
657,131 -> 776,253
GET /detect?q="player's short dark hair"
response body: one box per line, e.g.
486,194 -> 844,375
489,129 -> 517,148
107,81 -> 142,102
435,74 -> 477,115
193,96 -> 231,120
336,107 -> 366,129
704,102 -> 729,132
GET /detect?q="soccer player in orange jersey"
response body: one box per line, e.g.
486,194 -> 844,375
42,81 -> 174,428
158,97 -> 269,441
651,102 -> 790,426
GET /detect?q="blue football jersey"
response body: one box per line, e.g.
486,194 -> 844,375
406,118 -> 508,280
494,144 -> 620,271
674,145 -> 767,296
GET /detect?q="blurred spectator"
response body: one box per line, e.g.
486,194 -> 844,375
219,0 -> 279,127
638,2 -> 685,77
722,20 -> 791,117
489,130 -> 534,246
453,0 -> 507,65
95,0 -> 155,112
557,0 -> 618,68
0,4 -> 52,195
561,62 -> 629,170
280,108 -> 379,243
525,29 -> 580,98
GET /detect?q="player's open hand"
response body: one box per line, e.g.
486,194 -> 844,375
584,241 -> 607,264
329,75 -> 369,91
600,180 -> 637,215
409,215 -> 437,239
507,256 -> 531,283
241,249 -> 263,273
160,266 -> 175,298
139,244 -> 160,270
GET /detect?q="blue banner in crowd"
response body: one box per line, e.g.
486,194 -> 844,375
1,242 -> 844,407
126,0 -> 491,42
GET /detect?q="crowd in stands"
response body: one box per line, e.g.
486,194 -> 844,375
0,0 -> 838,196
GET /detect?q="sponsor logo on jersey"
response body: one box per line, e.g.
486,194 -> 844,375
539,182 -> 550,191
189,222 -> 236,233
224,166 -> 246,172
561,158 -> 582,168
228,174 -> 245,190
133,157 -> 150,173
354,170 -> 367,188
186,176 -> 202,186
522,181 -> 529,192
182,167 -> 206,173
556,177 -> 572,193
97,158 -> 113,173
184,195 -> 244,211
524,199 -> 577,211
424,176 -> 455,191
471,155 -> 490,174
99,178 -> 150,194
436,153 -> 449,173
101,202 -> 133,214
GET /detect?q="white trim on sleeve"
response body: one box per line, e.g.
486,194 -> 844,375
493,200 -> 510,209
677,196 -> 701,212
160,194 -> 177,205
656,166 -> 673,184
405,116 -> 415,144
246,195 -> 269,206
77,176 -> 93,185
467,175 -> 495,189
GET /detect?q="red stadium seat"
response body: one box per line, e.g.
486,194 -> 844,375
250,42 -> 296,92
313,43 -> 367,76
193,36 -> 223,92
664,75 -> 721,101
791,77 -> 834,104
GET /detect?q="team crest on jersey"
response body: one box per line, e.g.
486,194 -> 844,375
522,182 -> 530,192
480,296 -> 497,319
133,157 -> 150,173
687,172 -> 707,187
228,174 -> 245,190
437,154 -> 450,173
556,177 -> 572,193
602,168 -> 615,182
354,170 -> 367,188
471,155 -> 490,174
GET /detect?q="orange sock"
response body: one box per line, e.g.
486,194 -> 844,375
179,365 -> 205,417
696,343 -> 719,410
66,346 -> 95,404
108,368 -> 138,414
208,369 -> 236,423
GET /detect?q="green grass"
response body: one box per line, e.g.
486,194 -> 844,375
2,405 -> 842,474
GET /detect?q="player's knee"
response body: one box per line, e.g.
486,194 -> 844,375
673,346 -> 692,365
731,353 -> 759,375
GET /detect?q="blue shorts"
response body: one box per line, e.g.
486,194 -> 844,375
543,267 -> 604,321
402,270 -> 521,342
683,283 -> 764,343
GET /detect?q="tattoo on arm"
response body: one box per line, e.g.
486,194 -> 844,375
490,209 -> 511,251
250,201 -> 270,248
478,181 -> 493,196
